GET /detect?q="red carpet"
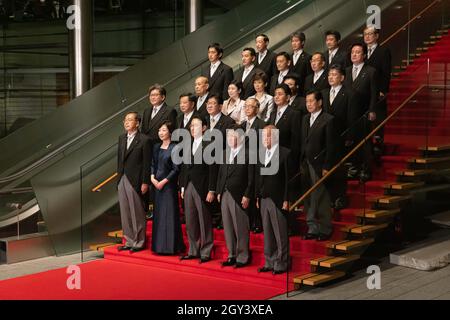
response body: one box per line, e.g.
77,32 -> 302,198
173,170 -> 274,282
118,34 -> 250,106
0,259 -> 284,300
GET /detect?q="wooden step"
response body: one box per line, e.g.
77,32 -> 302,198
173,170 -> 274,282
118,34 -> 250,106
294,271 -> 346,286
356,209 -> 400,219
395,169 -> 435,177
416,47 -> 429,52
341,223 -> 389,234
327,238 -> 375,252
419,145 -> 450,152
89,243 -> 117,252
369,195 -> 411,205
408,156 -> 450,164
423,41 -> 437,45
108,230 -> 123,238
310,255 -> 360,268
383,182 -> 425,190
430,35 -> 442,39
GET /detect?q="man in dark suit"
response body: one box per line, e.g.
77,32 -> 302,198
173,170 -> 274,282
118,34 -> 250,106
201,43 -> 234,100
179,116 -> 218,263
289,31 -> 312,96
176,93 -> 197,130
267,83 -> 301,176
255,34 -> 277,81
322,65 -> 357,210
216,126 -> 255,268
141,84 -> 178,147
241,98 -> 266,233
256,125 -> 290,275
194,76 -> 210,120
234,47 -> 263,99
304,52 -> 330,93
344,43 -> 379,181
283,73 -> 306,115
364,26 -> 392,154
117,112 -> 151,253
269,52 -> 291,95
324,30 -> 350,69
301,91 -> 337,241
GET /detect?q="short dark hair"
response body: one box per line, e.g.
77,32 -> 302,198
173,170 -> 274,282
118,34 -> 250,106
283,73 -> 300,86
350,42 -> 367,55
243,47 -> 256,57
179,92 -> 197,103
325,30 -> 341,42
148,83 -> 166,97
306,90 -> 323,102
328,64 -> 345,76
208,43 -> 224,59
159,120 -> 174,134
126,111 -> 141,124
311,52 -> 326,63
291,31 -> 306,43
207,94 -> 223,105
276,51 -> 291,61
191,115 -> 207,127
275,83 -> 292,96
256,33 -> 269,43
229,80 -> 243,92
253,71 -> 268,84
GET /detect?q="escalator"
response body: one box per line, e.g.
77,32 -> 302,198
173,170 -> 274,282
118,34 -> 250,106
0,0 -> 404,256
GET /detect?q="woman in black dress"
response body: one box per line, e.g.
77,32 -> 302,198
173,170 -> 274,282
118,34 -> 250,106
150,121 -> 185,254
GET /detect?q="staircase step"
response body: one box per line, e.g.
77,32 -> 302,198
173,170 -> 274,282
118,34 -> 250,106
293,271 -> 346,286
326,238 -> 375,252
370,195 -> 411,204
408,156 -> 450,164
355,209 -> 400,219
395,169 -> 436,177
310,255 -> 360,268
419,145 -> 450,152
341,223 -> 389,234
383,181 -> 425,190
89,243 -> 117,252
108,230 -> 123,238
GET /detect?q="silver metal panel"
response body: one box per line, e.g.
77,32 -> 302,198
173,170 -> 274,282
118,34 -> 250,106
0,233 -> 55,265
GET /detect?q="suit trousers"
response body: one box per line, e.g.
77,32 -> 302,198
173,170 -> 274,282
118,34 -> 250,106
184,182 -> 214,258
118,175 -> 147,248
260,198 -> 288,271
304,162 -> 332,236
221,190 -> 250,263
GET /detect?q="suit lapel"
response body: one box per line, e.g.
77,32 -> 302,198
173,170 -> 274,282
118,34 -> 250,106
210,63 -> 223,87
149,103 -> 167,131
125,133 -> 140,160
307,112 -> 323,138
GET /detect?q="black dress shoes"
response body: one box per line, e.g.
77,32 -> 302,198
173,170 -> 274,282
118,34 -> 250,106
257,266 -> 273,273
272,269 -> 287,275
130,247 -> 144,253
303,233 -> 318,240
221,258 -> 236,267
317,233 -> 332,241
179,255 -> 199,261
234,261 -> 249,268
117,245 -> 131,252
199,257 -> 211,264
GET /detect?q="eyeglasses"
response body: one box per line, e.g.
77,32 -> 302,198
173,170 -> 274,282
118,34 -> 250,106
364,32 -> 376,36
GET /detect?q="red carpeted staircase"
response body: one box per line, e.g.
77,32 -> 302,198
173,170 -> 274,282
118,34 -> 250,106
102,31 -> 450,293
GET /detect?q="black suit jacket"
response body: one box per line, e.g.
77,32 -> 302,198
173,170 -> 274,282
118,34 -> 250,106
324,48 -> 350,69
255,145 -> 290,210
216,147 -> 255,208
179,140 -> 218,200
304,71 -> 330,93
289,95 -> 307,115
205,113 -> 235,139
322,86 -> 358,148
201,62 -> 234,100
255,49 -> 277,80
267,106 -> 301,159
195,93 -> 210,121
241,117 -> 266,149
141,103 -> 177,145
344,64 -> 379,114
117,132 -> 151,195
176,110 -> 198,130
366,45 -> 392,94
290,51 -> 313,96
300,111 -> 337,177
234,66 -> 263,99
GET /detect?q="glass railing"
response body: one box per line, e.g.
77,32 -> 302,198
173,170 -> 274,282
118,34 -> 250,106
286,0 -> 450,296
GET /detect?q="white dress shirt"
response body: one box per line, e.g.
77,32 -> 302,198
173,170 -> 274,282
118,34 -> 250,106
245,116 -> 256,132
229,144 -> 243,164
292,49 -> 303,66
242,64 -> 255,82
328,48 -> 338,64
278,69 -> 289,84
151,103 -> 164,119
258,50 -> 267,64
309,109 -> 322,127
192,136 -> 202,155
330,84 -> 342,105
209,113 -> 222,130
196,94 -> 208,111
264,144 -> 278,166
210,61 -> 221,77
367,44 -> 377,59
126,131 -> 137,149
183,110 -> 194,127
275,104 -> 289,125
313,69 -> 325,84
352,63 -> 364,81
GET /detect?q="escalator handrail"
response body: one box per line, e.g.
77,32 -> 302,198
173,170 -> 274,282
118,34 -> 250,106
0,0 -> 310,186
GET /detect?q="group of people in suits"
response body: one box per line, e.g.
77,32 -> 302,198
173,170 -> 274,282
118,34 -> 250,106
115,25 -> 391,274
